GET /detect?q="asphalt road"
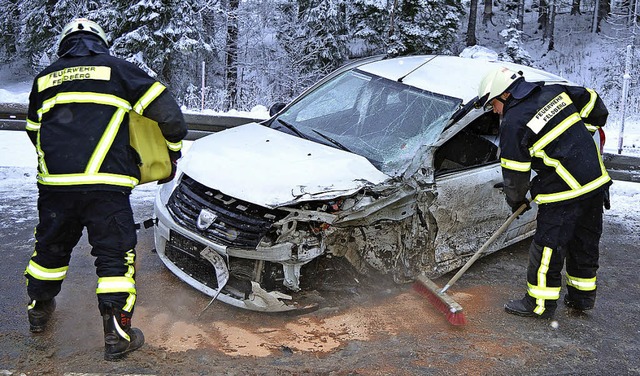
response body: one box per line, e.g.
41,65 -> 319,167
0,167 -> 638,375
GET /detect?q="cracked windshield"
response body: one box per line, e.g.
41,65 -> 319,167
275,69 -> 461,176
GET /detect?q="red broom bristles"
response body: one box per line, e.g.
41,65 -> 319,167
413,279 -> 467,326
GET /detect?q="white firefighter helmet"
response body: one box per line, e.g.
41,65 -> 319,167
58,18 -> 108,47
478,66 -> 522,109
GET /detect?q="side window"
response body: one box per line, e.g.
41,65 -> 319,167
435,111 -> 500,173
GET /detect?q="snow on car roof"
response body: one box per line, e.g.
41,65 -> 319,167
356,55 -> 571,104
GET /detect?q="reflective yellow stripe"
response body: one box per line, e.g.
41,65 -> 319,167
36,132 -> 49,175
123,293 -> 136,313
96,276 -> 136,294
566,274 -> 597,291
39,92 -> 131,118
124,250 -> 136,279
527,246 -> 560,315
25,261 -> 68,281
133,82 -> 166,114
580,88 -> 597,118
26,119 -> 40,131
530,112 -> 581,154
86,108 -> 127,174
501,158 -> 531,172
585,124 -> 599,133
166,140 -> 183,152
534,172 -> 611,204
37,173 -> 139,188
532,150 -> 581,189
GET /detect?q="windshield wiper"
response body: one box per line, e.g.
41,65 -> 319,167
276,118 -> 307,139
312,129 -> 353,153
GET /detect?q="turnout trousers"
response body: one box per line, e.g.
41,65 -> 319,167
25,190 -> 138,316
525,191 -> 605,315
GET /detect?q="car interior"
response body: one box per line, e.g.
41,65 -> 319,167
434,111 -> 501,174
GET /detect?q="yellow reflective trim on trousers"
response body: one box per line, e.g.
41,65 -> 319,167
538,246 -> 552,288
39,92 -> 132,117
133,82 -> 166,115
37,172 -> 139,188
96,276 -> 136,294
580,89 -> 597,118
124,250 -> 136,279
532,150 -> 581,189
501,158 -> 531,172
566,274 -> 597,291
166,139 -> 183,152
26,119 -> 40,131
527,283 -> 561,300
37,66 -> 111,92
530,113 -> 582,154
25,261 -> 69,281
534,173 -> 611,204
123,293 -> 136,312
527,246 -> 560,314
85,108 -> 127,174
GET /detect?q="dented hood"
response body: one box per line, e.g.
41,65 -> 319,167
179,123 -> 389,208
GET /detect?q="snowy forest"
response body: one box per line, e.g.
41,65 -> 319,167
0,0 -> 638,116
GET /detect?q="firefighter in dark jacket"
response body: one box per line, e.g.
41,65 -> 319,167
478,66 -> 611,319
24,18 -> 188,360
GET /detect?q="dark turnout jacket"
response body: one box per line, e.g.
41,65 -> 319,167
26,33 -> 187,192
499,80 -> 611,207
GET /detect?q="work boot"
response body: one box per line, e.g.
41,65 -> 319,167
504,296 -> 555,319
28,298 -> 56,333
563,295 -> 594,311
102,308 -> 145,361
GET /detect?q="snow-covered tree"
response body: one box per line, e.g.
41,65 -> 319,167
387,0 -> 464,56
498,18 -> 533,65
110,0 -> 211,94
349,0 -> 389,56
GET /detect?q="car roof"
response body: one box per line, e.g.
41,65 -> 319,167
356,55 -> 572,103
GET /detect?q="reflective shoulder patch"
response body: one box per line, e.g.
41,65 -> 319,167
37,66 -> 111,92
526,92 -> 572,134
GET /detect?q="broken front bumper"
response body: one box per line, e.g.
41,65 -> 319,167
153,181 -> 319,312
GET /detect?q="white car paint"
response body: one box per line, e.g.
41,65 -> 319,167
358,55 -> 569,103
179,122 -> 389,208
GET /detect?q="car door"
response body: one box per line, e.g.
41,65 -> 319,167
424,115 -> 535,272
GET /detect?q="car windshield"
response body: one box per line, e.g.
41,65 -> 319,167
273,69 -> 462,176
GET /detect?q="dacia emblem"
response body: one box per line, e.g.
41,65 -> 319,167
197,208 -> 218,231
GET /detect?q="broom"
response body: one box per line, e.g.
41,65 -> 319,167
414,202 -> 529,326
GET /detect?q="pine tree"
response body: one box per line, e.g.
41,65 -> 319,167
349,0 -> 389,56
498,18 -> 533,65
109,0 -> 208,93
388,0 -> 464,56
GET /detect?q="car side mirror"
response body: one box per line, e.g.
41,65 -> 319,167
269,102 -> 287,117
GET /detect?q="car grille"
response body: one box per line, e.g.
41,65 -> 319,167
165,231 -> 219,290
167,175 -> 286,248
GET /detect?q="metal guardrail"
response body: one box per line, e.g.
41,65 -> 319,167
0,102 -> 263,140
1,102 -> 639,182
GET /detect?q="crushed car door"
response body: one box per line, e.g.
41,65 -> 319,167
424,112 -> 531,274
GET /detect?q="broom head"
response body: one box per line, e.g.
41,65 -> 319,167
413,274 -> 467,326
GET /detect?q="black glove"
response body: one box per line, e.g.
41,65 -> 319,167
158,150 -> 181,184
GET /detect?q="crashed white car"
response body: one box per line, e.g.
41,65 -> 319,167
153,55 -> 571,312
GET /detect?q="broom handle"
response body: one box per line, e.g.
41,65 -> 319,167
440,202 -> 528,293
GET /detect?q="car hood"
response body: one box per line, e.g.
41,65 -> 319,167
178,123 -> 390,208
